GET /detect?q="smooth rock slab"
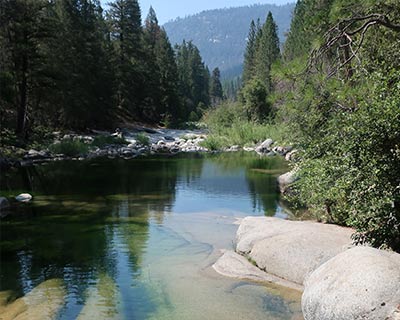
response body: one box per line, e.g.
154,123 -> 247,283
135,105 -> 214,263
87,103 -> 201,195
302,246 -> 400,320
213,251 -> 303,291
0,279 -> 65,320
236,217 -> 353,285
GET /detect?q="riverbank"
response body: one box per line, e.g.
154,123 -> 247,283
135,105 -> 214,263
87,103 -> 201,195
213,217 -> 400,320
0,125 -> 294,170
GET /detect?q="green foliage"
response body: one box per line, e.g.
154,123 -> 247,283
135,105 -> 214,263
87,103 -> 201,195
291,73 -> 400,250
202,102 -> 288,149
135,133 -> 150,146
240,78 -> 270,122
188,111 -> 199,122
92,135 -> 128,148
200,136 -> 226,151
210,67 -> 224,105
175,41 -> 211,121
253,12 -> 281,91
49,140 -> 89,157
278,0 -> 400,251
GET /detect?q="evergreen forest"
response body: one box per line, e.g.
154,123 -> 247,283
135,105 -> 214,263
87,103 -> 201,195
0,0 -> 223,138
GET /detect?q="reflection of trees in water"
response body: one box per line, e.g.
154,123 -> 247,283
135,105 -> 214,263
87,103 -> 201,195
0,153 -> 285,311
246,170 -> 280,216
207,152 -> 287,216
0,157 -> 190,308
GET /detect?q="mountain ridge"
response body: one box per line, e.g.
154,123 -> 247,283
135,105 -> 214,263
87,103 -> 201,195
164,3 -> 295,78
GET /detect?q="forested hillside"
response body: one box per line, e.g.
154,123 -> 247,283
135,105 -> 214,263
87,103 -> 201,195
0,0 -> 222,140
204,0 -> 400,251
164,3 -> 294,79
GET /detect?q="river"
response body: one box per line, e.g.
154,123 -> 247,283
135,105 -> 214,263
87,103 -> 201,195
0,153 -> 302,320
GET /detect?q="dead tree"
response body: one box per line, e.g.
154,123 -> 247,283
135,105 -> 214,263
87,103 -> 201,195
309,14 -> 400,78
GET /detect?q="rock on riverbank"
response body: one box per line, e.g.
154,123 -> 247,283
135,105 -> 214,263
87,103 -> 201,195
303,246 -> 400,320
213,217 -> 400,320
235,217 -> 353,285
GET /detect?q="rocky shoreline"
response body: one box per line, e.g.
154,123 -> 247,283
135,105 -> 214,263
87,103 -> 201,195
213,217 -> 400,320
1,127 -> 295,170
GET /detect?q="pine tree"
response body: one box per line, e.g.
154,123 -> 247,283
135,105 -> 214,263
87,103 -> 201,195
53,0 -> 114,129
254,11 -> 280,92
210,67 -> 223,105
242,20 -> 258,84
175,41 -> 210,121
155,29 -> 182,126
143,7 -> 181,125
0,0 -> 53,137
107,0 -> 143,116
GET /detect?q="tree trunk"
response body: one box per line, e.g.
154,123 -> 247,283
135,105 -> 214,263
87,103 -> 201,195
16,50 -> 28,137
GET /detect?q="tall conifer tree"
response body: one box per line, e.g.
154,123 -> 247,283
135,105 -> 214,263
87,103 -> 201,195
254,11 -> 280,92
107,0 -> 143,115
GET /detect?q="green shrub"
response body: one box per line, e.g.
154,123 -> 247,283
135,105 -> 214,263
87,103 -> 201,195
136,133 -> 150,146
201,101 -> 289,149
92,135 -> 128,148
49,140 -> 89,157
240,78 -> 271,122
188,111 -> 199,122
288,72 -> 400,251
200,136 -> 227,151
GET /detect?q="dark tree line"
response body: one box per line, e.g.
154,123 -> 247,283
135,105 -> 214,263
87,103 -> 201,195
0,0 -> 223,138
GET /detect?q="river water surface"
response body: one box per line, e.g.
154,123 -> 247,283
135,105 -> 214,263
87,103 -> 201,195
0,153 -> 302,320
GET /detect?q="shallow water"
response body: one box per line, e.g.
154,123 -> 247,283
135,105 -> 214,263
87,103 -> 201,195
0,153 -> 302,319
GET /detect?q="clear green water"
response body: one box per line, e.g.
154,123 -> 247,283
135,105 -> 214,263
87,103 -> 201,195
0,153 -> 302,320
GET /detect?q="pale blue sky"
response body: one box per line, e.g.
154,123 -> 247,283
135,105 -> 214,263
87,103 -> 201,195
102,1 -> 294,24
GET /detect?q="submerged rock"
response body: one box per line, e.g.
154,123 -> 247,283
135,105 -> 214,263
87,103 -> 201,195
77,274 -> 122,320
302,246 -> 400,320
15,193 -> 32,203
0,279 -> 65,320
213,251 -> 303,291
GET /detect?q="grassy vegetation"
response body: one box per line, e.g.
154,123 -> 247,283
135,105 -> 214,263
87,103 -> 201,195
201,102 -> 288,150
49,140 -> 89,157
136,133 -> 150,146
92,135 -> 128,148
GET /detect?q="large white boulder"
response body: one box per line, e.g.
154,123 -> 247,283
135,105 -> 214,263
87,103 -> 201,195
15,193 -> 32,203
236,217 -> 353,285
302,246 -> 400,320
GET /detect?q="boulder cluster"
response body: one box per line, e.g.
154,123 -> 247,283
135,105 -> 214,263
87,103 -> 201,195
214,217 -> 400,320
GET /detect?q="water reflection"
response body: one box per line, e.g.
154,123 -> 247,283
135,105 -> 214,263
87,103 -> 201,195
0,153 -> 299,320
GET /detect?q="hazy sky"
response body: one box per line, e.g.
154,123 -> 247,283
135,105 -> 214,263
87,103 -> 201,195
102,1 -> 294,24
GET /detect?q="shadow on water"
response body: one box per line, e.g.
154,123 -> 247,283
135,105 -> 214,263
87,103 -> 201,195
0,153 -> 293,319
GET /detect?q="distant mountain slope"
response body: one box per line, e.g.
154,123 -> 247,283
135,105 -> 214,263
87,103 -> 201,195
164,3 -> 295,79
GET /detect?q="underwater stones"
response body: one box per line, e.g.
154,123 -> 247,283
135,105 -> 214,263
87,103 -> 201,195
213,251 -> 303,291
77,274 -> 122,320
0,279 -> 65,320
